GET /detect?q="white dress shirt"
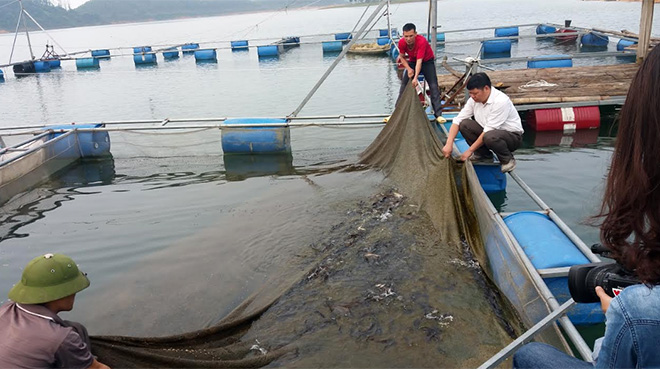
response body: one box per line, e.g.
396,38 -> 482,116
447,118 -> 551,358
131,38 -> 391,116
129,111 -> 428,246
452,87 -> 524,134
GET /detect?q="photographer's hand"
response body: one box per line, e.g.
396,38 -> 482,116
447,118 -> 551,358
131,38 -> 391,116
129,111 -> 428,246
595,286 -> 613,313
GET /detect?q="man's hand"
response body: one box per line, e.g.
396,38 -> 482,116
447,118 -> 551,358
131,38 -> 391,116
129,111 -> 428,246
595,286 -> 613,314
412,78 -> 419,88
460,149 -> 473,161
441,143 -> 453,158
407,68 -> 414,78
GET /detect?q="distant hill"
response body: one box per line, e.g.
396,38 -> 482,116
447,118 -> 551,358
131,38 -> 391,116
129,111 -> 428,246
0,0 -> 372,33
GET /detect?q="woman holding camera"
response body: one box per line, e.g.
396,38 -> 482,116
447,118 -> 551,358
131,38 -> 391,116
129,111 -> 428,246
514,45 -> 660,368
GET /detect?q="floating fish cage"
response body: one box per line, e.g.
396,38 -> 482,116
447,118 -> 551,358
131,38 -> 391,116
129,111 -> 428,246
194,49 -> 217,62
257,45 -> 279,58
231,40 -> 249,51
527,54 -> 572,69
181,43 -> 200,54
76,58 -> 100,69
163,48 -> 180,59
91,49 -> 111,58
221,118 -> 291,154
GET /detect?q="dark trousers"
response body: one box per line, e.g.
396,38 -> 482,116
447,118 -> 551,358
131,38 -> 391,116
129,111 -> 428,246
397,59 -> 443,118
459,119 -> 522,164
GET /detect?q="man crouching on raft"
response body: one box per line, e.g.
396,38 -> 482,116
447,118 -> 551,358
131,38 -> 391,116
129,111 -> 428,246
0,253 -> 110,369
441,72 -> 524,173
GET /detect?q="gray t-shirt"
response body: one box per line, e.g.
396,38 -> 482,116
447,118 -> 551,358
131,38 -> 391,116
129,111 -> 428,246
0,302 -> 94,368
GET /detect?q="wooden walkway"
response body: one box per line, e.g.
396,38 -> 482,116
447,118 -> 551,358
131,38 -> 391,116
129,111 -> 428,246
437,63 -> 638,106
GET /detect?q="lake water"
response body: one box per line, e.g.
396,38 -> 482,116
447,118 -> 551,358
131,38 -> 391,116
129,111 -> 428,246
0,0 -> 652,355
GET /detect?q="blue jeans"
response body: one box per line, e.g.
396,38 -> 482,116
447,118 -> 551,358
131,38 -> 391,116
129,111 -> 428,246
514,342 -> 593,369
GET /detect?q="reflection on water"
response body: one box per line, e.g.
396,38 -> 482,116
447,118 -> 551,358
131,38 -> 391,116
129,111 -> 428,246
224,153 -> 294,181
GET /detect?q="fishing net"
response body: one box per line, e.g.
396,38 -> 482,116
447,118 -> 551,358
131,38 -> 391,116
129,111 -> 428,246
90,83 -> 521,367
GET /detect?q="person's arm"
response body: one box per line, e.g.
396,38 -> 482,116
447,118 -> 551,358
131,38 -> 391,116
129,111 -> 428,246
412,58 -> 423,87
442,100 -> 474,158
460,132 -> 485,161
594,288 -> 635,368
397,55 -> 414,78
87,359 -> 110,369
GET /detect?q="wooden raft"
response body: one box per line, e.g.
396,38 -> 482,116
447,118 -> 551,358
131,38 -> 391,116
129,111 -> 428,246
437,63 -> 638,106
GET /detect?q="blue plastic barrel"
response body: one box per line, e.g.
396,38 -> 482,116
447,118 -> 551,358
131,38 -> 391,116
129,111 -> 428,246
527,54 -> 572,68
134,53 -> 157,65
0,69 -> 4,82
76,58 -> 100,69
482,39 -> 512,54
221,118 -> 290,154
379,29 -> 389,37
194,49 -> 217,62
390,43 -> 399,61
437,32 -> 445,42
617,39 -> 637,51
322,41 -> 343,53
335,32 -> 352,42
257,45 -> 279,57
91,49 -> 111,58
581,32 -> 609,47
46,59 -> 61,68
45,124 -> 111,158
33,61 -> 51,73
536,24 -> 557,35
377,37 -> 390,46
182,43 -> 200,54
133,46 -> 152,54
231,40 -> 249,50
163,48 -> 180,59
495,27 -> 519,37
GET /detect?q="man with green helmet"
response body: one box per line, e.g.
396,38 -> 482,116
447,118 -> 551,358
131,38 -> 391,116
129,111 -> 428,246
0,253 -> 109,369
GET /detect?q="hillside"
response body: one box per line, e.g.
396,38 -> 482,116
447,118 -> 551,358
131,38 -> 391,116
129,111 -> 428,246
0,0 -> 368,33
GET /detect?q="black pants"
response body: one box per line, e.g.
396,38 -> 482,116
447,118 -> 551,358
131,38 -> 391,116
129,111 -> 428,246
459,119 -> 522,164
397,59 -> 442,118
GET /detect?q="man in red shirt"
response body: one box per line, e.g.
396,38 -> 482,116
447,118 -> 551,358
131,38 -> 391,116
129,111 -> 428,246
397,23 -> 443,121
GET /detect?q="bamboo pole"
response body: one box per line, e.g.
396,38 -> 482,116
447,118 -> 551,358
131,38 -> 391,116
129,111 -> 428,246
637,0 -> 655,63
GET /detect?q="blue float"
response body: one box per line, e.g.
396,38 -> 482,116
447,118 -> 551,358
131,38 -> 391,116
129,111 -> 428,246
163,48 -> 180,59
482,39 -> 512,55
257,45 -> 279,57
617,39 -> 637,51
33,61 -> 51,73
45,59 -> 61,68
495,27 -> 519,37
437,32 -> 445,42
45,124 -> 111,158
527,54 -> 572,68
133,53 -> 157,65
377,37 -> 390,46
181,43 -> 200,54
0,69 -> 4,82
536,24 -> 557,35
379,28 -> 397,37
76,58 -> 100,69
335,32 -> 352,42
91,49 -> 111,58
581,32 -> 609,47
194,49 -> 217,62
133,46 -> 152,54
231,40 -> 249,50
504,211 -> 604,325
221,118 -> 290,154
390,43 -> 399,61
322,41 -> 343,53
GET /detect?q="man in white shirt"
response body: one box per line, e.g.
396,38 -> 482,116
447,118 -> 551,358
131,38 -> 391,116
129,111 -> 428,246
441,72 -> 524,172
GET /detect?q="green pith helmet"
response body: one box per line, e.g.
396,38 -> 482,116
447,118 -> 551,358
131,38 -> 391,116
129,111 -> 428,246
8,253 -> 90,304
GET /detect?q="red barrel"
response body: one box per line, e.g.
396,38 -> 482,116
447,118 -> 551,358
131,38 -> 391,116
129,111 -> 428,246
527,106 -> 600,132
555,28 -> 578,43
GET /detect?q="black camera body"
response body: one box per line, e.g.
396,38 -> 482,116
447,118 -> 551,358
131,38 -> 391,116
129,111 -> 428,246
567,244 -> 640,303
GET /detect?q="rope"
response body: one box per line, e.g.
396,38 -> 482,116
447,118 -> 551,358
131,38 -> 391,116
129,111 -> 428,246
517,80 -> 558,90
0,0 -> 18,10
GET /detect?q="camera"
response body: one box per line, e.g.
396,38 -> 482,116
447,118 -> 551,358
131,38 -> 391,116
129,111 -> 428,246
567,244 -> 640,303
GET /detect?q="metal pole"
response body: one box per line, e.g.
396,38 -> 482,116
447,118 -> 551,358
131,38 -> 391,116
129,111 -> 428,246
386,0 -> 392,40
289,0 -> 387,118
19,1 -> 34,60
22,9 -> 69,56
349,4 -> 370,36
637,0 -> 654,63
9,4 -> 23,64
478,299 -> 577,369
430,0 -> 438,52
